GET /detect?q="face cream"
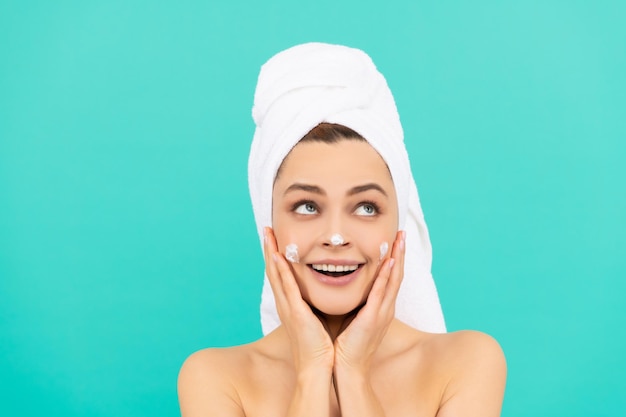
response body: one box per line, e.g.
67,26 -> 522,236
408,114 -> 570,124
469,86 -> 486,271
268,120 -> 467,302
330,233 -> 345,246
379,241 -> 389,260
285,243 -> 299,263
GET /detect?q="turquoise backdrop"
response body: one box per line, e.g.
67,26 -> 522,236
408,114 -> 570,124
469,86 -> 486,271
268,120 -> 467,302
1,1 -> 624,416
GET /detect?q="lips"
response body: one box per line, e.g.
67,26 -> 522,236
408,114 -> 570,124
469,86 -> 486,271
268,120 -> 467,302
306,262 -> 363,285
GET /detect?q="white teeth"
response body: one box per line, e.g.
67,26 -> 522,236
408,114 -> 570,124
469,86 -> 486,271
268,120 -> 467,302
311,264 -> 359,272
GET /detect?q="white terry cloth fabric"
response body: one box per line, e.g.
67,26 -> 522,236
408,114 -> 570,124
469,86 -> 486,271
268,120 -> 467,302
249,42 -> 446,335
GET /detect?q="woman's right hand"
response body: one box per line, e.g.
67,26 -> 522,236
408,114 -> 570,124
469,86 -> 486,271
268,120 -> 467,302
264,227 -> 335,376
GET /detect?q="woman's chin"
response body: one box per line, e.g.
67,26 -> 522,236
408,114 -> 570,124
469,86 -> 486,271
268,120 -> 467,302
306,295 -> 365,317
297,279 -> 370,317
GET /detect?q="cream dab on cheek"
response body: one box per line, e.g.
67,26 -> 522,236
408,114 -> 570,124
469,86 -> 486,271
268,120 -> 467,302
379,242 -> 389,260
285,243 -> 299,263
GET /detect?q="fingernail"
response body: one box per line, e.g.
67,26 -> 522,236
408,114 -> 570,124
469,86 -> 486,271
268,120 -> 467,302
389,258 -> 396,269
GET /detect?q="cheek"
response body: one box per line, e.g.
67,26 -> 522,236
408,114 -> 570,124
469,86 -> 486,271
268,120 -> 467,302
350,225 -> 395,260
273,221 -> 318,263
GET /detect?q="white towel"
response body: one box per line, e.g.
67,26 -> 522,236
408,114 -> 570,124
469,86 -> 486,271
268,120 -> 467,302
249,43 -> 446,334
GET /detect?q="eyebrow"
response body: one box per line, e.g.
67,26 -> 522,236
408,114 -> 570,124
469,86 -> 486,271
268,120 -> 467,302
284,183 -> 325,196
283,182 -> 387,197
347,183 -> 388,197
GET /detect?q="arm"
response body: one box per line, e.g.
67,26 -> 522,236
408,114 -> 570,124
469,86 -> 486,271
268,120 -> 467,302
332,365 -> 385,417
436,331 -> 507,417
286,367 -> 334,417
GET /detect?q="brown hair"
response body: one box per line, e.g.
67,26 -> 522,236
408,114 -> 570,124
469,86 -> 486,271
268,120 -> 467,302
299,122 -> 366,144
275,123 -> 366,181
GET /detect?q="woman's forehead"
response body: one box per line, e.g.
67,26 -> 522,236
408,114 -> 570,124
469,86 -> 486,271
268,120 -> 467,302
275,140 -> 394,192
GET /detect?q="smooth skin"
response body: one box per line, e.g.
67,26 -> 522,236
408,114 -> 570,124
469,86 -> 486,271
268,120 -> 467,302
178,140 -> 506,417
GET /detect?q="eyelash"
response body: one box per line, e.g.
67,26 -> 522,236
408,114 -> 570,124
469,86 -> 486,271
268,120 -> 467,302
356,200 -> 381,216
292,200 -> 318,215
291,200 -> 381,216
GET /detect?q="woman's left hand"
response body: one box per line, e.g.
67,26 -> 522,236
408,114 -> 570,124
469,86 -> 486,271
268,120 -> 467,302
333,230 -> 406,374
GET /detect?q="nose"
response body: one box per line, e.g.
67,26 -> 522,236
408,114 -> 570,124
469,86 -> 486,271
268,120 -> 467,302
323,233 -> 350,247
319,211 -> 351,248
321,227 -> 351,248
329,233 -> 345,246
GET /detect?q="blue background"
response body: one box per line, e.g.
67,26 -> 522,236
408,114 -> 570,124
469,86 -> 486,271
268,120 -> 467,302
1,1 -> 624,416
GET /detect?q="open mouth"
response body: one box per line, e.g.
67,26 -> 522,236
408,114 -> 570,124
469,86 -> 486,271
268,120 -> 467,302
308,264 -> 362,277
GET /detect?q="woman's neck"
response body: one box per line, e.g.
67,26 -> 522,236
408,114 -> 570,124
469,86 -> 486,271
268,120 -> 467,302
318,312 -> 358,341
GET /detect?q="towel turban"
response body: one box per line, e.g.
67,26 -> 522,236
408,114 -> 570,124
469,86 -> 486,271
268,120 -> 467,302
248,43 -> 446,334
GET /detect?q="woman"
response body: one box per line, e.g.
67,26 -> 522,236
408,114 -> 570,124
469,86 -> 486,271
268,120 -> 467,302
178,43 -> 506,417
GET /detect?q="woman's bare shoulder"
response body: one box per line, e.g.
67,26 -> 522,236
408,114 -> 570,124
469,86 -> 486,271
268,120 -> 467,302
392,321 -> 504,362
177,342 -> 261,417
177,333 -> 289,417
179,346 -> 240,381
426,330 -> 505,361
423,330 -> 507,417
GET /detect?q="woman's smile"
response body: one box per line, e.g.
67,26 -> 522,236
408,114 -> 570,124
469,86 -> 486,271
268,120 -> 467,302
305,258 -> 365,286
308,263 -> 363,286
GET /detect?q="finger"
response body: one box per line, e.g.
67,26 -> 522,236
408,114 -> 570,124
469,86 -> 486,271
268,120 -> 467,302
272,250 -> 307,311
362,257 -> 394,313
266,230 -> 319,328
264,228 -> 308,311
381,230 -> 406,311
263,227 -> 288,308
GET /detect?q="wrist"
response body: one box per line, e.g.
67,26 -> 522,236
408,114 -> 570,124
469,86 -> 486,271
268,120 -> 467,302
333,363 -> 380,414
333,360 -> 370,383
296,362 -> 333,385
287,365 -> 333,417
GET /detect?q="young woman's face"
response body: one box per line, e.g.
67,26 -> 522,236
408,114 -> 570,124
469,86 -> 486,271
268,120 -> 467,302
272,138 -> 399,316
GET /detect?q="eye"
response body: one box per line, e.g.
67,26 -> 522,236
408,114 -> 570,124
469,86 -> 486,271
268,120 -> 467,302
294,202 -> 318,215
354,203 -> 378,216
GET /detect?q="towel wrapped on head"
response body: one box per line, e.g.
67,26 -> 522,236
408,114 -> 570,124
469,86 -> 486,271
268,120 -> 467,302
248,42 -> 446,334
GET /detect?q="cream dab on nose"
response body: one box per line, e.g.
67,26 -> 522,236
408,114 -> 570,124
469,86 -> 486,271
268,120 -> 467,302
330,233 -> 344,246
285,243 -> 299,263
